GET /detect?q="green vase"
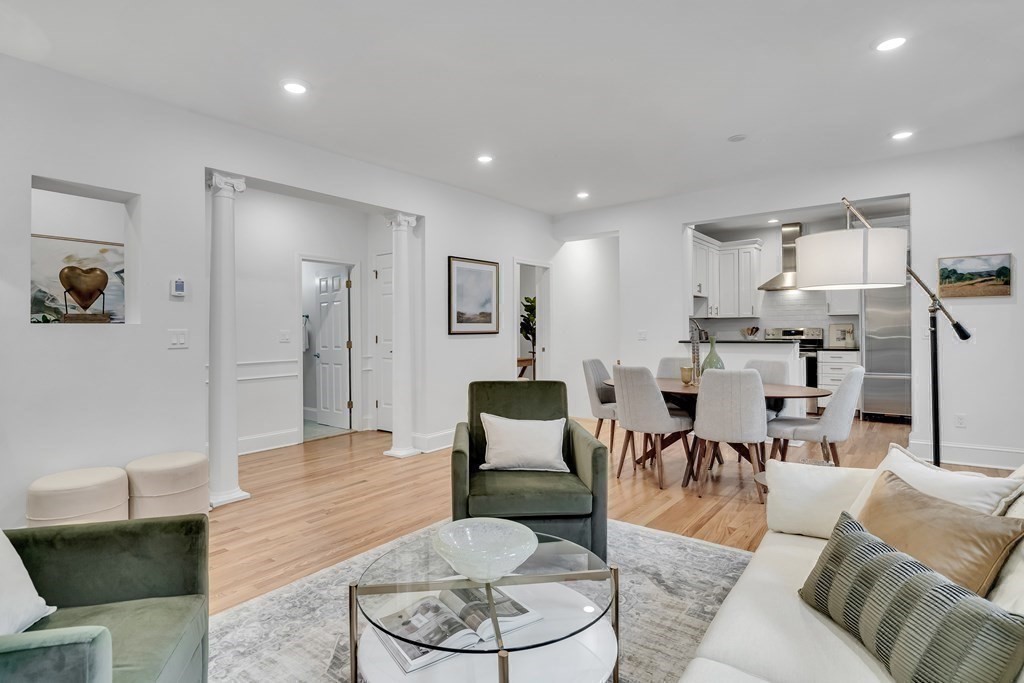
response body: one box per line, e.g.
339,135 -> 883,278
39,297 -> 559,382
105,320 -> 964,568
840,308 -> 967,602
701,336 -> 725,372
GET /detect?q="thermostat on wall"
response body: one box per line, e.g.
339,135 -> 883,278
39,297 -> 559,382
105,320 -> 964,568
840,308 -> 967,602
170,278 -> 187,297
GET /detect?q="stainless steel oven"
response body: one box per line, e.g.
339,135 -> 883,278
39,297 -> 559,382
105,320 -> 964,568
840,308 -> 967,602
765,327 -> 824,412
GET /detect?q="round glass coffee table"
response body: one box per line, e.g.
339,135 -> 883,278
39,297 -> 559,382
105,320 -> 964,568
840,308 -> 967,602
349,531 -> 619,683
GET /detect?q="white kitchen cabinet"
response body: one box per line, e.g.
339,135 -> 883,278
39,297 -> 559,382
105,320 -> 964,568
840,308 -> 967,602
708,249 -> 721,317
817,350 -> 861,411
826,289 -> 861,315
693,240 -> 710,297
717,248 -> 739,317
737,245 -> 762,318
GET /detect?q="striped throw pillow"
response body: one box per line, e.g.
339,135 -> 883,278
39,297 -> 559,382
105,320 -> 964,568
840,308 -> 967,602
800,512 -> 1024,683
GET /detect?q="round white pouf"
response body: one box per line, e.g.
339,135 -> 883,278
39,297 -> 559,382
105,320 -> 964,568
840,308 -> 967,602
26,467 -> 129,528
126,451 -> 210,519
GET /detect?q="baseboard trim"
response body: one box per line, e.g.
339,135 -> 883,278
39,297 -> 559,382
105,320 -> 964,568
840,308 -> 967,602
303,407 -> 317,421
210,488 -> 251,507
413,429 -> 456,453
384,447 -> 423,458
908,439 -> 1024,471
239,428 -> 301,455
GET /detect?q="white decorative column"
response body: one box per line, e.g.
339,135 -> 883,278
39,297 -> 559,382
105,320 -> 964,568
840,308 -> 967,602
384,212 -> 422,458
208,172 -> 251,506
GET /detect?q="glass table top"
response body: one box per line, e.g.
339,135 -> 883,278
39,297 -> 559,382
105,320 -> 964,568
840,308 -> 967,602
355,531 -> 613,656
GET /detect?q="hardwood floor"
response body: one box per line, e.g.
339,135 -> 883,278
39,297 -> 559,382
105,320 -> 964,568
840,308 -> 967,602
210,418 -> 915,614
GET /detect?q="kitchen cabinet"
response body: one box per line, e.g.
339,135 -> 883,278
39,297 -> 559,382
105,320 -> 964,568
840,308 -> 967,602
737,245 -> 762,317
693,240 -> 710,297
708,249 -> 721,316
717,248 -> 739,317
826,289 -> 861,315
817,350 -> 861,411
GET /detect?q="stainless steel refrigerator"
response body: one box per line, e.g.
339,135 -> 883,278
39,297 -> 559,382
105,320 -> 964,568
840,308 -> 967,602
861,282 -> 912,418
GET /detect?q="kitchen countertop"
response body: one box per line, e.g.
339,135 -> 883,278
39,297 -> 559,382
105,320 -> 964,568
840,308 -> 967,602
677,339 -> 797,344
822,347 -> 860,351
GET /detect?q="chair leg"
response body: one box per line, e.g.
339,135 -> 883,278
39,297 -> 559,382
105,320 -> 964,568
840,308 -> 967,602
698,441 -> 716,497
750,443 -> 765,504
690,439 -> 706,493
616,431 -> 632,478
654,434 -> 666,489
828,441 -> 841,467
595,418 -> 604,440
769,438 -> 781,461
820,438 -> 831,463
610,420 -> 616,457
680,432 -> 695,487
630,431 -> 638,471
642,433 -> 651,468
780,439 -> 790,461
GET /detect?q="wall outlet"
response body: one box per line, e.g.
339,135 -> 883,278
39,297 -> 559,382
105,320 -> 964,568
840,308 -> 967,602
954,414 -> 967,429
168,329 -> 189,349
278,329 -> 291,343
637,329 -> 648,342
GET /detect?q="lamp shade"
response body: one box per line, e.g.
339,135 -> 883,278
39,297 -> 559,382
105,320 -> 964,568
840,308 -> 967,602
796,228 -> 907,290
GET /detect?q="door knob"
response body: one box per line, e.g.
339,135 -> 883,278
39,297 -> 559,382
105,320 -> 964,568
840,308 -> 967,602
314,353 -> 321,358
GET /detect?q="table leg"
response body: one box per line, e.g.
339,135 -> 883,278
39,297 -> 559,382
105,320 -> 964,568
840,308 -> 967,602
349,582 -> 359,683
611,565 -> 620,683
498,649 -> 510,683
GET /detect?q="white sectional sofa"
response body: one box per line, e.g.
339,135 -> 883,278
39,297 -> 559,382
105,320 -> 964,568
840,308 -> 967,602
679,449 -> 1024,683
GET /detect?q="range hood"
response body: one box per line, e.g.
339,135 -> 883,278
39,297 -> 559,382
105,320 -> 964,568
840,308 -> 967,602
758,222 -> 803,291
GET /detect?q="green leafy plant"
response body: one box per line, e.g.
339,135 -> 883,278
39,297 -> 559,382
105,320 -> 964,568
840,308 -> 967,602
519,296 -> 537,357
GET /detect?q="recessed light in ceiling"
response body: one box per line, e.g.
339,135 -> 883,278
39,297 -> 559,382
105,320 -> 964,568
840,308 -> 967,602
477,155 -> 493,164
768,219 -> 780,224
875,37 -> 906,52
577,191 -> 590,199
727,134 -> 747,143
280,79 -> 309,95
891,131 -> 914,140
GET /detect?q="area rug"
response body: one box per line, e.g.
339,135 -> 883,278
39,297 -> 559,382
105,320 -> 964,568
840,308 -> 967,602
209,520 -> 751,682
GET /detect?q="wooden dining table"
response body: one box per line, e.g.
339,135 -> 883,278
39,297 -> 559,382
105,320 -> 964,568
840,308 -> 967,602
602,377 -> 832,486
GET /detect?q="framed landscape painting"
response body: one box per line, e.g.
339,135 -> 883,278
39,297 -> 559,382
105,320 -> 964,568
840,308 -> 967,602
448,256 -> 499,334
938,253 -> 1012,298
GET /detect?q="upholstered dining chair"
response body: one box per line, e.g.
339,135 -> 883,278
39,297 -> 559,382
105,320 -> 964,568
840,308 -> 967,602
744,359 -> 787,421
692,369 -> 768,502
451,380 -> 608,560
582,359 -> 617,455
766,366 -> 865,467
612,366 -> 694,489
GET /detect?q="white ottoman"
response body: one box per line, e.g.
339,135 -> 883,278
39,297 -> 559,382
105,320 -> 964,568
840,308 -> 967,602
126,451 -> 209,519
26,467 -> 129,527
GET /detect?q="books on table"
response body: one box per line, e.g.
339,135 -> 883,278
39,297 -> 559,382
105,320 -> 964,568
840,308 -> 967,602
374,586 -> 541,673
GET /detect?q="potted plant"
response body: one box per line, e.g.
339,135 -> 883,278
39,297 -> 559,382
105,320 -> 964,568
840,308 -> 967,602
519,296 -> 537,379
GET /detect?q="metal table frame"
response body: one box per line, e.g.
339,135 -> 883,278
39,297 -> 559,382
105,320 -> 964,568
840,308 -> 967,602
349,565 -> 620,683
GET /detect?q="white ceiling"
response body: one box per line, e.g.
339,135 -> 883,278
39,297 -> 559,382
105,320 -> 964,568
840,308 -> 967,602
3,1 -> 1024,215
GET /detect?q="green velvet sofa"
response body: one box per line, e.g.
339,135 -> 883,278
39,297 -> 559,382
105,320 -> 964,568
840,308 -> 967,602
452,381 -> 608,560
0,515 -> 208,683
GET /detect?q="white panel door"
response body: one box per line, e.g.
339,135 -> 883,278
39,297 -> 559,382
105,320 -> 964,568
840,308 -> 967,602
375,253 -> 394,432
315,267 -> 351,429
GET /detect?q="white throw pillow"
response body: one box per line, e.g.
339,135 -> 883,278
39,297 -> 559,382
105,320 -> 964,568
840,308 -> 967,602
765,460 -> 875,539
479,413 -> 568,472
848,443 -> 1024,518
1,532 -> 55,635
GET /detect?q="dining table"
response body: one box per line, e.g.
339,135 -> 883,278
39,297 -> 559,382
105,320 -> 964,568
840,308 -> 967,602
602,377 -> 832,484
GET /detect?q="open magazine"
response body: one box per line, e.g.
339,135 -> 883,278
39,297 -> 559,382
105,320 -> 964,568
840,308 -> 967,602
375,586 -> 542,672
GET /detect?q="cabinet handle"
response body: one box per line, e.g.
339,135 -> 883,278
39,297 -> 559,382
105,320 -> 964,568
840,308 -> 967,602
697,283 -> 701,293
826,302 -> 830,314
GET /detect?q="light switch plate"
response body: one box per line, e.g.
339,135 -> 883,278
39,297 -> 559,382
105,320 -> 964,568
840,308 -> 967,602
168,329 -> 189,349
278,329 -> 291,343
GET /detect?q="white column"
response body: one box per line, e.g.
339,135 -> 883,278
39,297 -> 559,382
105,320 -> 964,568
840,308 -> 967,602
384,212 -> 422,458
208,172 -> 251,506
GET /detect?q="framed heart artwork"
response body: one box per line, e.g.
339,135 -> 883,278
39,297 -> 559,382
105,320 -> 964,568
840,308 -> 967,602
30,234 -> 125,323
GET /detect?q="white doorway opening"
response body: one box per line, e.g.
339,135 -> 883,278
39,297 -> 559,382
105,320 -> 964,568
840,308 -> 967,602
515,261 -> 551,380
301,259 -> 354,441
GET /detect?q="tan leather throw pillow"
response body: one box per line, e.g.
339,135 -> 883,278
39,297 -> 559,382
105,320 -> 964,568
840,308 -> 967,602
859,471 -> 1024,596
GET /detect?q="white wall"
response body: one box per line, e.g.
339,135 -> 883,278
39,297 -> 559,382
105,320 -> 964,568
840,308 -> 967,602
232,186 -> 370,452
555,136 -> 1024,469
31,189 -> 128,243
549,235 -> 621,418
0,55 -> 559,526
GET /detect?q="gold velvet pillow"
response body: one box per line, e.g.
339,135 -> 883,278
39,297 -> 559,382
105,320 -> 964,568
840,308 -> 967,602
859,471 -> 1024,596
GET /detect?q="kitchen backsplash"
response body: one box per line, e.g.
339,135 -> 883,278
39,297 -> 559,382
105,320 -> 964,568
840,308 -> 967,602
693,289 -> 857,341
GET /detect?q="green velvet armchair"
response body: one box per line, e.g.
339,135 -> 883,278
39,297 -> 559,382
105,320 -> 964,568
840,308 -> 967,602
452,381 -> 608,560
0,515 -> 209,683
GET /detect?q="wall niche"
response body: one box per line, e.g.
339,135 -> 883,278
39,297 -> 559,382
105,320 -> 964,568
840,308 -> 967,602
30,177 -> 140,324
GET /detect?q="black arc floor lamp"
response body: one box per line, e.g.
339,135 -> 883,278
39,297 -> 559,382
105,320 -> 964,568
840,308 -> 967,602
794,197 -> 971,466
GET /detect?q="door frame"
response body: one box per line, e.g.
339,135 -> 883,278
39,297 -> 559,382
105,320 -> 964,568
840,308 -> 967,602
513,259 -> 552,380
295,253 -> 362,439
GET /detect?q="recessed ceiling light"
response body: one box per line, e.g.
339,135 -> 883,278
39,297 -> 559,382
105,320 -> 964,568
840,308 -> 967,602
280,79 -> 308,95
891,131 -> 914,140
768,219 -> 780,224
577,191 -> 590,199
875,37 -> 906,52
727,134 -> 748,143
477,155 -> 493,164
